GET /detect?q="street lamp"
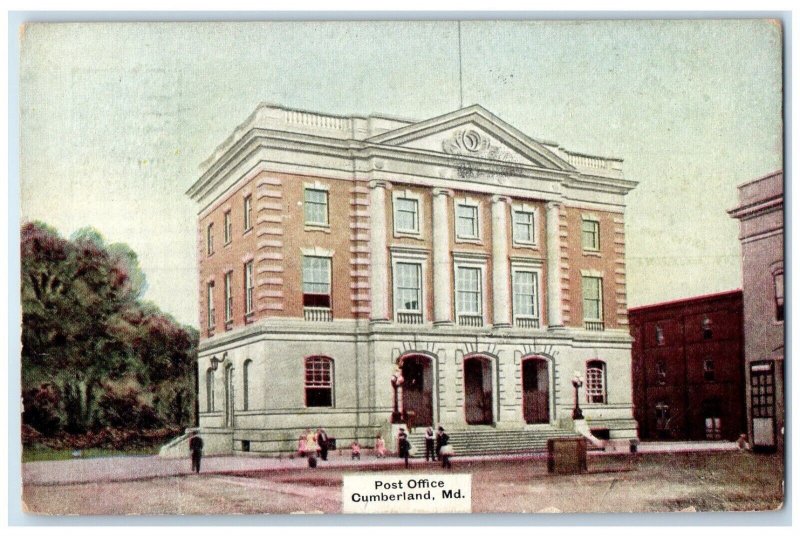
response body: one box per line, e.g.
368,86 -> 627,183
572,372 -> 584,420
390,367 -> 405,423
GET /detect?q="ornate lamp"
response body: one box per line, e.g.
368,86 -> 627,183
572,371 -> 584,420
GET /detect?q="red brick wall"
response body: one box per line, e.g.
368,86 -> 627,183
562,207 -> 626,329
629,291 -> 745,440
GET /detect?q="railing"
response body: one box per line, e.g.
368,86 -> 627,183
566,153 -> 608,170
396,312 -> 423,325
584,320 -> 605,331
304,307 -> 333,322
284,110 -> 349,130
458,314 -> 484,327
515,317 -> 540,329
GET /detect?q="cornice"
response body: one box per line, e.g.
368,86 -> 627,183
728,196 -> 784,221
187,113 -> 638,210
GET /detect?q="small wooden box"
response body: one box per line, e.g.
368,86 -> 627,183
547,438 -> 588,474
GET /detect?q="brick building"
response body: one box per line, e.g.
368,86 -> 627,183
186,104 -> 639,455
729,170 -> 784,451
629,291 -> 745,441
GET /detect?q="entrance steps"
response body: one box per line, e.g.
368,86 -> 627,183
405,426 -> 583,457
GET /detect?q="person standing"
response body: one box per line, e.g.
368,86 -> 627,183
424,427 -> 436,461
438,426 -> 452,469
375,434 -> 387,458
317,428 -> 330,461
435,425 -> 445,460
398,428 -> 410,468
189,431 -> 204,474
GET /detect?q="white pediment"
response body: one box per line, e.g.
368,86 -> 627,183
367,105 -> 574,172
401,123 -> 535,166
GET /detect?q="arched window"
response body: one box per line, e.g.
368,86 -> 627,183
206,368 -> 215,412
242,359 -> 251,411
585,360 -> 606,404
305,356 -> 333,407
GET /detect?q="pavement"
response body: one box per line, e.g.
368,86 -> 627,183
22,440 -> 738,487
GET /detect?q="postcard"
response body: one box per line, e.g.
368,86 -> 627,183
18,19 -> 784,516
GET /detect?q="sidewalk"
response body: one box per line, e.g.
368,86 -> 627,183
22,440 -> 738,487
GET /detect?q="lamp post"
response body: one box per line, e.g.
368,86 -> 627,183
390,368 -> 404,423
572,372 -> 584,420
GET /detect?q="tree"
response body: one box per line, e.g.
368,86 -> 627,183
21,221 -> 197,439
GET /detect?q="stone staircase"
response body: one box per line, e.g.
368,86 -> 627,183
406,426 -> 584,457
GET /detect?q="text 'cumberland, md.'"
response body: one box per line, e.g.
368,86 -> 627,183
342,474 -> 472,514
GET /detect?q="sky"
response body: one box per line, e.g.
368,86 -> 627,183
19,20 -> 783,327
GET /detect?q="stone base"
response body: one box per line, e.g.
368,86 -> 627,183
572,418 -> 605,449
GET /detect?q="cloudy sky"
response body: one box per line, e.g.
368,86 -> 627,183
19,20 -> 783,326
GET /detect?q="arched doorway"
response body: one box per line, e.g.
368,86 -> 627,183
464,356 -> 494,425
401,355 -> 433,427
522,357 -> 549,424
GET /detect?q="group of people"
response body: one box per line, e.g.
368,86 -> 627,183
397,426 -> 452,469
190,425 -> 454,473
296,426 -> 453,469
297,428 -> 331,461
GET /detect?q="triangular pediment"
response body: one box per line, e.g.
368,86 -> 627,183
367,105 -> 574,171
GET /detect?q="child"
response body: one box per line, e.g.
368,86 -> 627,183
351,441 -> 361,460
375,434 -> 387,458
297,434 -> 308,457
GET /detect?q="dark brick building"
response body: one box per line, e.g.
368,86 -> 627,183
629,291 -> 745,441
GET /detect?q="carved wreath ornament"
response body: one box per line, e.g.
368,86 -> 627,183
442,129 -> 491,156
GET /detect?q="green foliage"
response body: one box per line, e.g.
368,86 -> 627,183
21,221 -> 197,442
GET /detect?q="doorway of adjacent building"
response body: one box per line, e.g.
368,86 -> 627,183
655,401 -> 671,439
464,356 -> 494,425
401,355 -> 433,427
522,357 -> 549,424
702,399 -> 723,440
750,361 -> 776,449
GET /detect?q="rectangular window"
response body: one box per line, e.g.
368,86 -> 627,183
206,223 -> 214,256
703,359 -> 715,382
244,261 -> 254,315
206,282 -> 215,329
302,256 -> 331,308
655,402 -> 671,432
582,219 -> 600,251
774,271 -> 784,322
305,357 -> 333,407
513,210 -> 535,244
304,188 -> 329,226
705,417 -> 722,440
394,197 -> 419,234
456,266 -> 482,315
656,360 -> 667,384
223,211 -> 232,244
456,203 -> 479,239
395,262 -> 422,312
512,270 -> 540,323
582,276 -> 603,321
243,195 -> 252,231
702,317 -> 713,339
224,271 -> 233,322
655,325 -> 665,346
